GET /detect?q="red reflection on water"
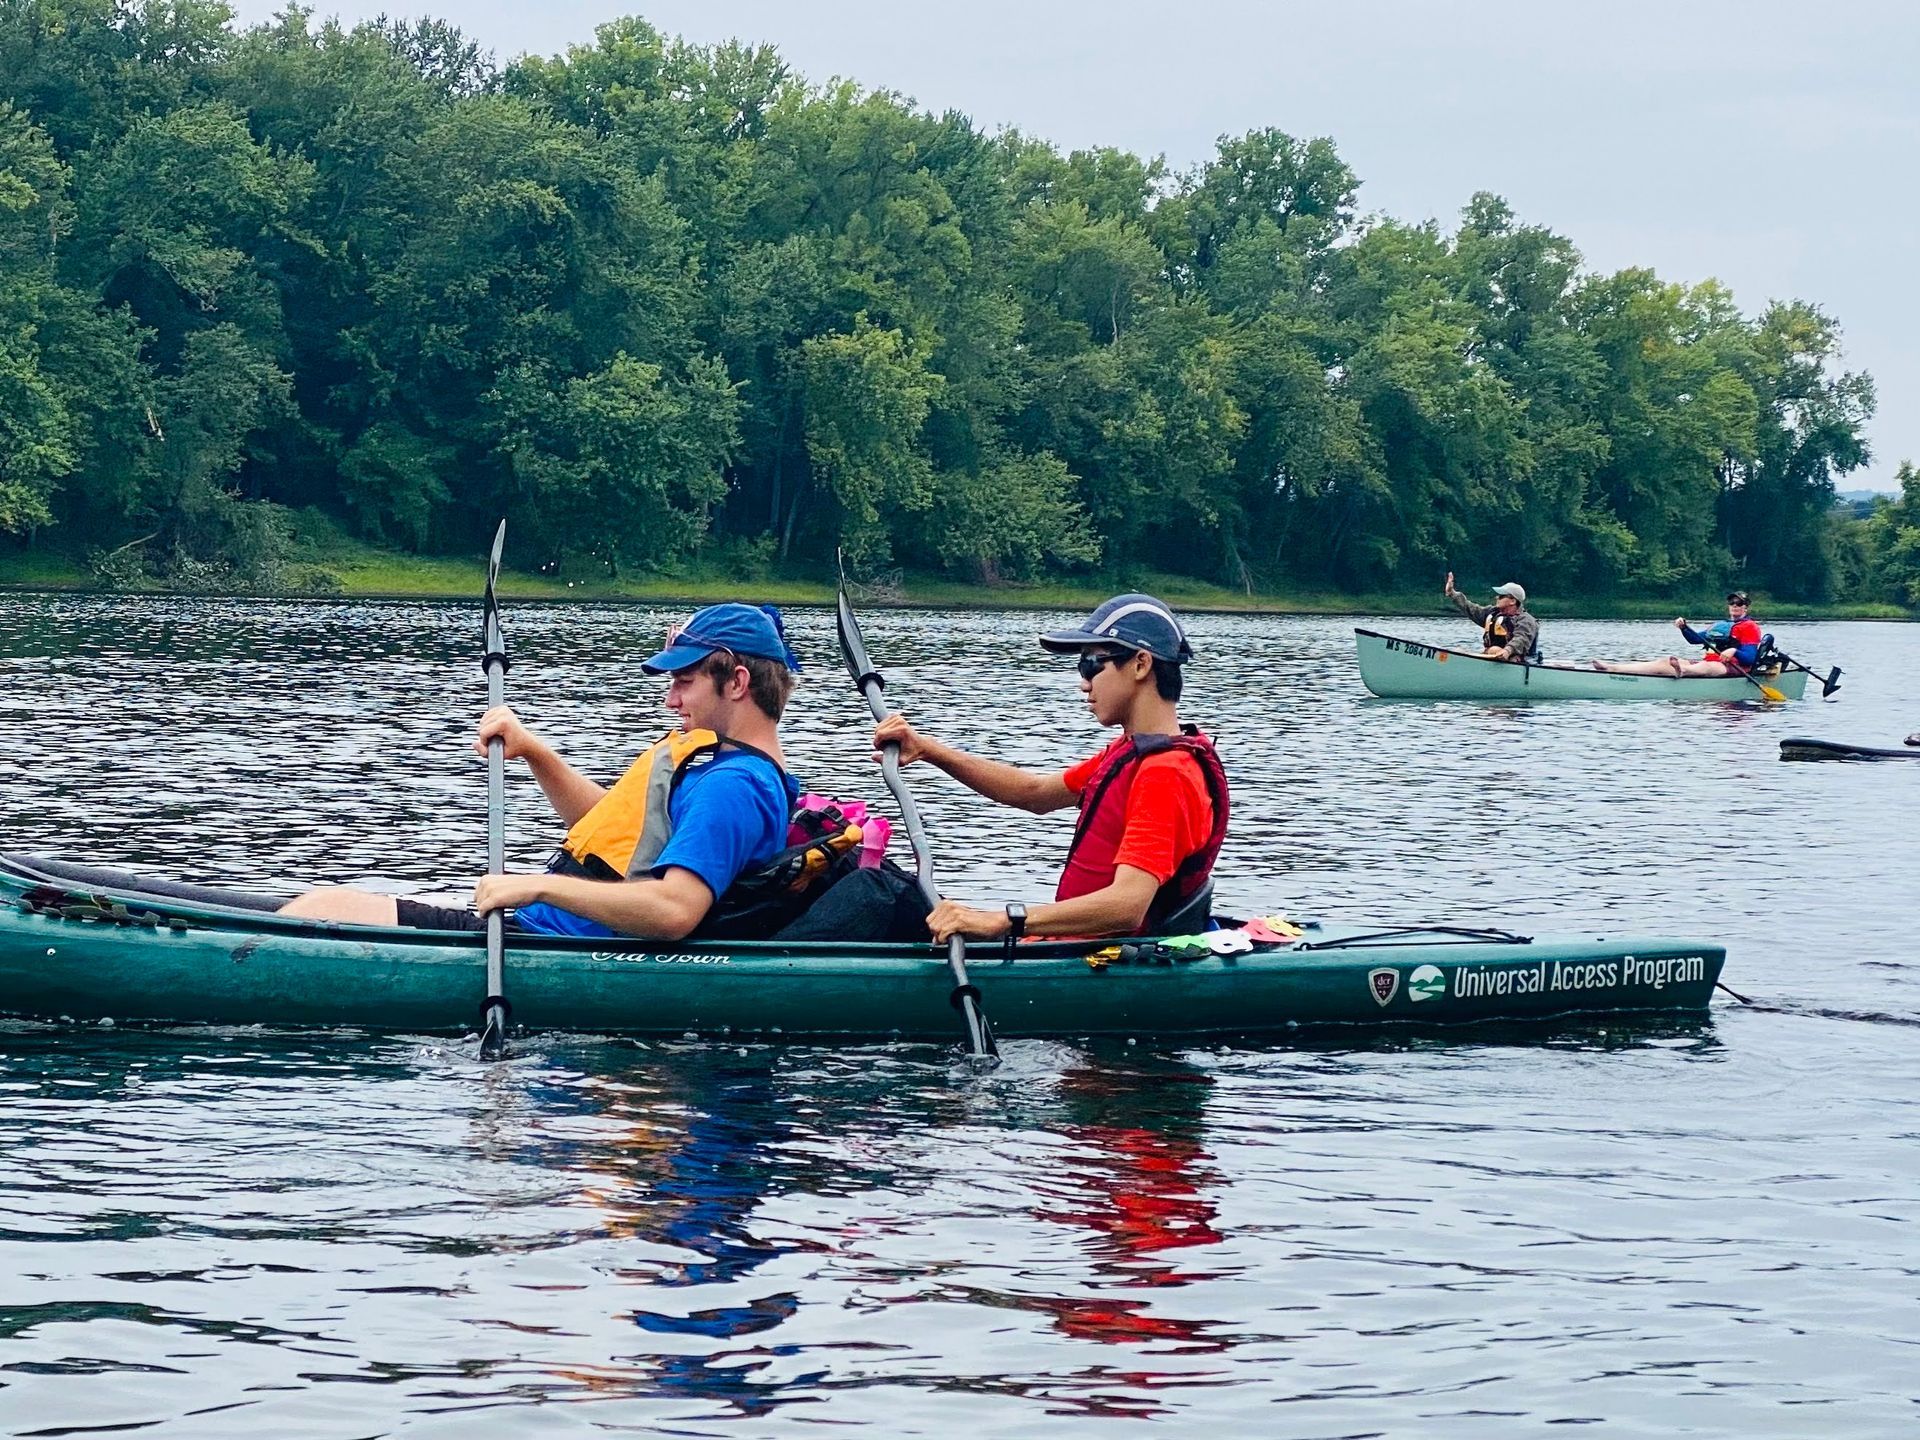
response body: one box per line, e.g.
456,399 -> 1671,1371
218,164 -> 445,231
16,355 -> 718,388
1028,1067 -> 1227,1352
1039,1125 -> 1225,1283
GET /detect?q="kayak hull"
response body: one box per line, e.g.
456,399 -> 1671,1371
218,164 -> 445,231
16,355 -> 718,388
1355,628 -> 1807,701
1780,737 -> 1920,762
0,855 -> 1725,1038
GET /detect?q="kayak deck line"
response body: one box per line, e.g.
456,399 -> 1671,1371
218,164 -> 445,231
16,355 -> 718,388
1294,925 -> 1531,950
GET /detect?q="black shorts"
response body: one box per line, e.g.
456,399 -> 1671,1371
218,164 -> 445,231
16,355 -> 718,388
394,899 -> 523,933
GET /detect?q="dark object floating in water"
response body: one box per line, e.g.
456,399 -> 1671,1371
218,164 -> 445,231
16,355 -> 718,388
1779,737 -> 1920,763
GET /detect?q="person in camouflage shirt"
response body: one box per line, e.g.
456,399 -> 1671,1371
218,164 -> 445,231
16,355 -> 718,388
1444,573 -> 1538,662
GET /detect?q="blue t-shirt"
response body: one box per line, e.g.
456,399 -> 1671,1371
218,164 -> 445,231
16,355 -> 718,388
517,750 -> 800,939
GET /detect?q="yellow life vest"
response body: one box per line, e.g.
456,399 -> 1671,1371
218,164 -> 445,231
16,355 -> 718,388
554,729 -> 873,939
1482,611 -> 1515,650
561,729 -> 755,880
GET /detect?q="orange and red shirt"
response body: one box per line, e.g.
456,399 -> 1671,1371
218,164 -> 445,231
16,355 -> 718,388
1062,739 -> 1216,885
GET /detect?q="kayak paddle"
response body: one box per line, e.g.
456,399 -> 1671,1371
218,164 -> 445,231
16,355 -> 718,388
833,554 -> 998,1065
479,520 -> 511,1060
1737,667 -> 1788,703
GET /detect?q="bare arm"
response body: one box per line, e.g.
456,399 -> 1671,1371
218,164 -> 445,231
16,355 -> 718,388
474,866 -> 713,940
872,713 -> 1075,815
475,706 -> 605,826
927,865 -> 1163,942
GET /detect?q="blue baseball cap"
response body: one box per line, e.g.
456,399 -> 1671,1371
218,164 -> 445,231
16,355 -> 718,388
640,603 -> 804,675
1038,593 -> 1194,664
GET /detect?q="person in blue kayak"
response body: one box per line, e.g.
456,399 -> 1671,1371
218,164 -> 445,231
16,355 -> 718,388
1443,572 -> 1539,662
869,593 -> 1228,943
278,603 -> 804,939
1591,591 -> 1763,677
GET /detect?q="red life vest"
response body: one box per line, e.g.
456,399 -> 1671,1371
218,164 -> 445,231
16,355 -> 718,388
1055,727 -> 1229,925
1708,617 -> 1764,670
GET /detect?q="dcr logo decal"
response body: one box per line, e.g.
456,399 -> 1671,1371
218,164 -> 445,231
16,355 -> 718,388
1368,968 -> 1399,1006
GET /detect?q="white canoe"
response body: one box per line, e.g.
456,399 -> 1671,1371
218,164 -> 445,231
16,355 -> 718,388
1354,628 -> 1808,701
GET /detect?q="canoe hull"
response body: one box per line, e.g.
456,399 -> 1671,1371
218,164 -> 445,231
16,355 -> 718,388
1355,628 -> 1807,701
0,860 -> 1725,1038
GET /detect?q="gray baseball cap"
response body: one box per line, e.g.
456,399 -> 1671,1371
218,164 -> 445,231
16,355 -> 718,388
1491,582 -> 1527,604
1038,593 -> 1194,664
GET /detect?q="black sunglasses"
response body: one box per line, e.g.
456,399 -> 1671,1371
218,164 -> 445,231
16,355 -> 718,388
1076,649 -> 1135,680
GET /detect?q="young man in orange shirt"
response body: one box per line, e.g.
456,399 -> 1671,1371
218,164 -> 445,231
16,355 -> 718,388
870,594 -> 1228,943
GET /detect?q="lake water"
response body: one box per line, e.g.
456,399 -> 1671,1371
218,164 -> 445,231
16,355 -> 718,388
1,595 -> 1916,1436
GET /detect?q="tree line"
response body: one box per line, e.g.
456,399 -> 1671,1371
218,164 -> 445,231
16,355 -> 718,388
1,0 -> 1912,603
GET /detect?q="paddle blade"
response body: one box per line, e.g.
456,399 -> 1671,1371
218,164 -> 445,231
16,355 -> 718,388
834,549 -> 882,692
479,999 -> 509,1060
1822,667 -> 1842,697
481,519 -> 509,681
1756,678 -> 1786,702
486,518 -> 505,592
948,945 -> 999,1063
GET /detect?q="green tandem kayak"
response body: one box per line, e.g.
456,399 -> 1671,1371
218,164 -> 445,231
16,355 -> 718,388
1355,628 -> 1808,701
0,853 -> 1725,1039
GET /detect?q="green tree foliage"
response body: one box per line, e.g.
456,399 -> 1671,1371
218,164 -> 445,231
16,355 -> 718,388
492,352 -> 738,572
931,449 -> 1100,582
796,316 -> 940,565
0,4 -> 1894,601
0,102 -> 75,531
1847,462 -> 1920,605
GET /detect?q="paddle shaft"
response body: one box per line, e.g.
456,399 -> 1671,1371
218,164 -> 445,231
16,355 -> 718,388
852,681 -> 941,913
479,522 -> 510,1059
851,674 -> 996,1059
482,657 -> 506,1040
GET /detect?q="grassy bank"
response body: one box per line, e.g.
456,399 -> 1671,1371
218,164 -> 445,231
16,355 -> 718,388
1,544 -> 1911,620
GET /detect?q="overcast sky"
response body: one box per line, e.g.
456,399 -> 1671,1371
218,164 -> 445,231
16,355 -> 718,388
228,0 -> 1919,491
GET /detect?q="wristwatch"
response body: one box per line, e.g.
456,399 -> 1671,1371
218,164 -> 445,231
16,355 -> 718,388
1004,902 -> 1028,940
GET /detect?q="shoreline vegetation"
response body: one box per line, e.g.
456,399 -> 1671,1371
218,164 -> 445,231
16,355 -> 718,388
1,545 -> 1907,620
4,5 -> 1919,612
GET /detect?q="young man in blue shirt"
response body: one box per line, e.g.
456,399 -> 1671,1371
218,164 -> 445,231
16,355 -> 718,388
277,604 -> 802,939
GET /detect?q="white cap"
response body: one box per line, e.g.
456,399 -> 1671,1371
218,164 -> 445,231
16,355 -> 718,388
1491,582 -> 1526,604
